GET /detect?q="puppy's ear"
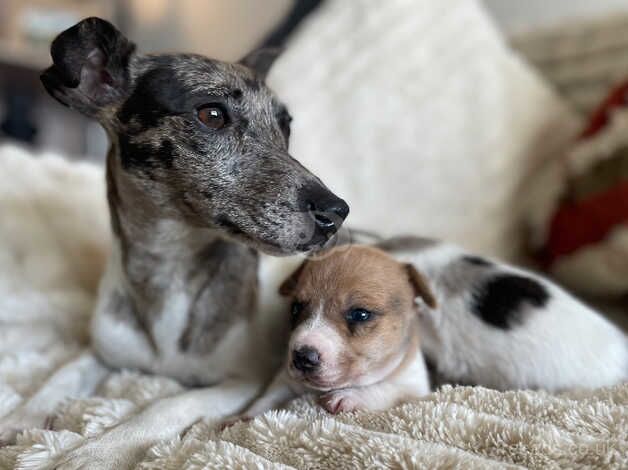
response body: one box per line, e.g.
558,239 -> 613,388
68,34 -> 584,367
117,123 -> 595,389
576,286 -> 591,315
279,260 -> 307,297
239,48 -> 282,80
405,264 -> 437,309
40,17 -> 136,118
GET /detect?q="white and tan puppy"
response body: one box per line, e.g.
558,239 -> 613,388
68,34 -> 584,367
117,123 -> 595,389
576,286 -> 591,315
229,237 -> 627,424
230,244 -> 434,419
378,236 -> 628,391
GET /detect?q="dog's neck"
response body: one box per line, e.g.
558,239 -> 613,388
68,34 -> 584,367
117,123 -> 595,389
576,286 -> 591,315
106,149 -> 214,295
102,148 -> 259,357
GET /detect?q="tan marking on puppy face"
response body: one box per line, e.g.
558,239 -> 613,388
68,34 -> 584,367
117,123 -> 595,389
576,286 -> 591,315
283,245 -> 428,390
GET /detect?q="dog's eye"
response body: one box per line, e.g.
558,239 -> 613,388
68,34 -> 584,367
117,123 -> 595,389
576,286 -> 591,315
197,105 -> 227,129
278,110 -> 292,140
346,308 -> 372,323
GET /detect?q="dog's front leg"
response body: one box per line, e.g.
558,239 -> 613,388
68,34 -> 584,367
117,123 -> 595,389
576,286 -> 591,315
0,351 -> 108,445
51,379 -> 260,470
221,368 -> 298,428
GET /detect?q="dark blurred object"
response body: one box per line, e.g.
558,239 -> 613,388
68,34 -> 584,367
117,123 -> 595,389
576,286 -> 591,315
260,0 -> 323,48
1,87 -> 37,143
0,0 -> 313,156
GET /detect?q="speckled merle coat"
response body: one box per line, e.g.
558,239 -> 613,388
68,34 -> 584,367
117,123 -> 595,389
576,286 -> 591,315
41,17 -> 348,384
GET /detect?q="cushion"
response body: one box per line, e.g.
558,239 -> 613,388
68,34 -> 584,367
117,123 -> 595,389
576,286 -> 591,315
529,80 -> 628,298
269,0 -> 580,260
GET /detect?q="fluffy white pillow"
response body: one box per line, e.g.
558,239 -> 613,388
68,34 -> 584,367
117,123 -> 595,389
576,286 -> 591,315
269,0 -> 580,259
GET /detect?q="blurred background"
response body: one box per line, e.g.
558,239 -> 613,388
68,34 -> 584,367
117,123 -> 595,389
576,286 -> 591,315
2,0 -> 628,159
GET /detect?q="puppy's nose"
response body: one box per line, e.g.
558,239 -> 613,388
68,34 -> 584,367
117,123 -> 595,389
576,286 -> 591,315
301,185 -> 349,236
292,346 -> 321,372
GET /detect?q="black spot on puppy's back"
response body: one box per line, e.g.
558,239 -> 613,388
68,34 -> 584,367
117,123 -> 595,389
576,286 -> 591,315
472,274 -> 550,329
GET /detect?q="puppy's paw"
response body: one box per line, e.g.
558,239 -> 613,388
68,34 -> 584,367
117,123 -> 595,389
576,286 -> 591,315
319,389 -> 364,414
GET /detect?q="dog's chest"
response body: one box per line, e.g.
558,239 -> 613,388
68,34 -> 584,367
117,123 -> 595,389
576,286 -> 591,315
96,226 -> 260,381
156,239 -> 259,356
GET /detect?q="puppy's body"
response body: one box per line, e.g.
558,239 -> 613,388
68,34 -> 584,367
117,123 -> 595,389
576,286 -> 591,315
379,237 -> 628,391
229,238 -> 627,424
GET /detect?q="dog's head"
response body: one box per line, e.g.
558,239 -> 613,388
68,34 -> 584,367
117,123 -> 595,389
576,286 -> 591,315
41,17 -> 348,254
278,245 -> 436,390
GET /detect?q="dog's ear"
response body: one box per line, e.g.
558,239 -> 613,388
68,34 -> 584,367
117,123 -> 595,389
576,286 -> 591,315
40,17 -> 136,117
405,264 -> 437,309
279,260 -> 308,297
239,48 -> 282,80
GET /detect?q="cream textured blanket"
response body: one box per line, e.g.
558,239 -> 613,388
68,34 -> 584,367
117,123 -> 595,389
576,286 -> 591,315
0,148 -> 625,470
2,0 -> 625,468
7,375 -> 626,469
143,384 -> 628,469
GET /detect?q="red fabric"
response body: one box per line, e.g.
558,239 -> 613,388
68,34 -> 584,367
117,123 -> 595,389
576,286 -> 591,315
580,80 -> 628,139
544,181 -> 628,265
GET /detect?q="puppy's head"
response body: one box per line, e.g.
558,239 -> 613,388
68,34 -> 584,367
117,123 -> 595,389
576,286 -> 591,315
279,245 -> 436,390
41,17 -> 348,255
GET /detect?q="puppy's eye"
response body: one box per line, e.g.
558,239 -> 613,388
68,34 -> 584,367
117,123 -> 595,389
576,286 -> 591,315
290,301 -> 304,328
197,104 -> 227,129
346,308 -> 372,323
291,301 -> 304,318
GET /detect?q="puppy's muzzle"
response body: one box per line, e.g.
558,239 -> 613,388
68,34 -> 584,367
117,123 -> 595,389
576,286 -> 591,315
292,346 -> 321,373
300,185 -> 349,239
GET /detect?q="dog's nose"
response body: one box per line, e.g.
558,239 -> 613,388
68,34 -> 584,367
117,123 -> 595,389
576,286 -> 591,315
301,185 -> 349,236
292,346 -> 321,372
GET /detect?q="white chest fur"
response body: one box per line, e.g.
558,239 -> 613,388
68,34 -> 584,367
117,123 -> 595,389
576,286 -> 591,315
90,228 -> 256,385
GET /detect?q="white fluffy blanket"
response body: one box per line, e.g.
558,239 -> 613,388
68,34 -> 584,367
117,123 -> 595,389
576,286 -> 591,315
2,0 -> 625,468
0,147 -> 626,470
0,158 -> 625,466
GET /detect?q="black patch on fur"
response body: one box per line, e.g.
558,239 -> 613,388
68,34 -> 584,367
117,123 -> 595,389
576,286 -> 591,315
118,135 -> 174,171
462,255 -> 493,267
472,274 -> 550,329
118,135 -> 158,171
155,139 -> 174,168
118,135 -> 153,171
118,67 -> 176,127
